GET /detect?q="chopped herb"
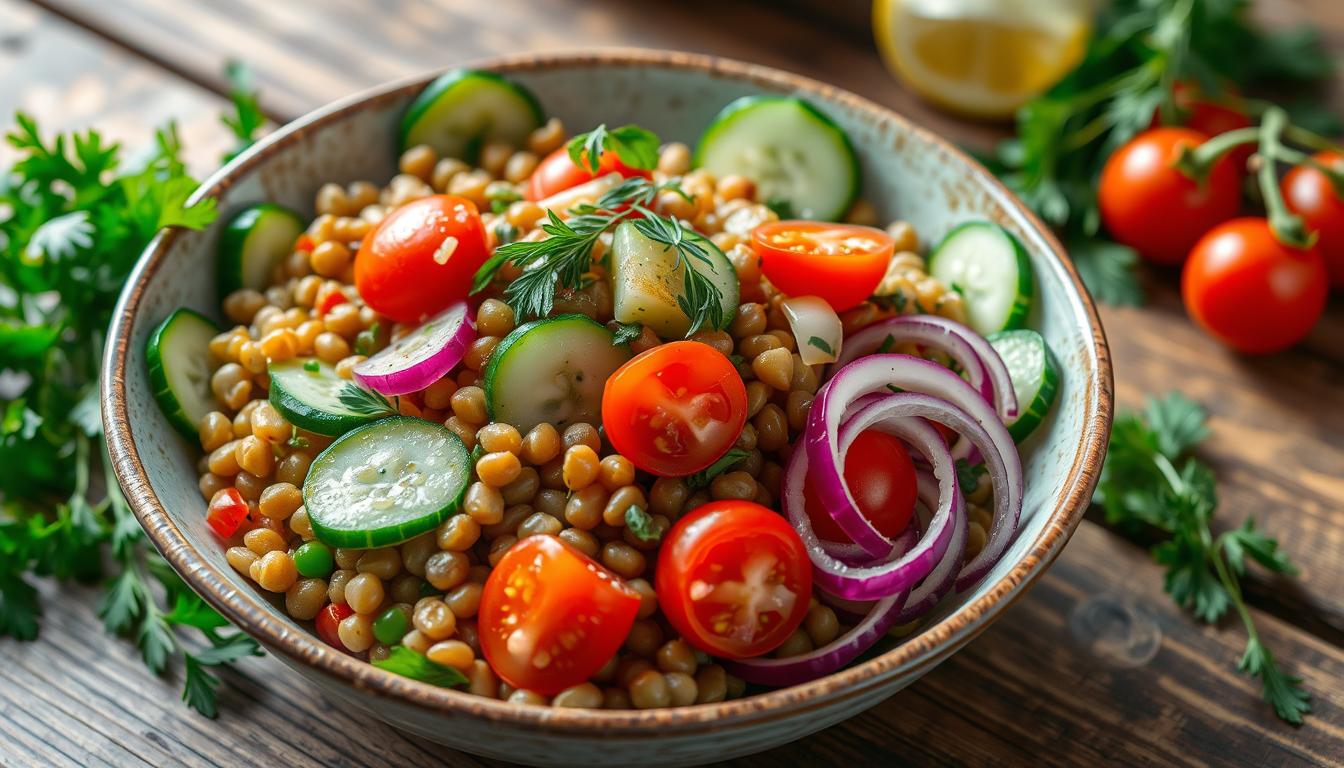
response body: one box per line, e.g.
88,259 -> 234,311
373,646 -> 468,688
886,384 -> 903,394
469,443 -> 485,464
493,220 -> 519,246
337,383 -> 397,418
303,359 -> 320,373
624,505 -> 663,544
807,336 -> 834,356
287,426 -> 310,449
487,185 -> 523,214
764,197 -> 795,219
354,321 -> 380,356
876,334 -> 896,354
954,458 -> 987,495
873,292 -> 908,313
567,123 -> 660,173
686,448 -> 751,491
611,321 -> 644,346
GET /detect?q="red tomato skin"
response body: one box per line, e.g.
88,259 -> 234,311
1099,127 -> 1242,266
602,341 -> 748,477
803,429 -> 918,542
751,221 -> 894,311
1182,218 -> 1328,354
354,195 -> 488,324
525,147 -> 652,201
1282,151 -> 1344,289
1152,81 -> 1254,169
479,536 -> 640,695
316,603 -> 354,651
205,488 -> 249,538
656,501 -> 812,659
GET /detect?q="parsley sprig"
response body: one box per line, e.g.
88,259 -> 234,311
567,123 -> 660,174
1094,393 -> 1309,724
987,0 -> 1337,305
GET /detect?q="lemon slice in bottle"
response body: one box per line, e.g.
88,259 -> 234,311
873,0 -> 1092,119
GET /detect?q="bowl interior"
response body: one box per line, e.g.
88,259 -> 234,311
107,52 -> 1108,731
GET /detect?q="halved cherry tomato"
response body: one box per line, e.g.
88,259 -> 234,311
1152,81 -> 1254,169
803,429 -> 918,542
316,603 -> 354,651
656,501 -> 812,659
602,341 -> 748,477
1282,151 -> 1344,289
206,487 -> 249,538
751,221 -> 894,311
1099,127 -> 1242,266
526,146 -> 652,201
479,536 -> 640,695
354,195 -> 488,323
1182,217 -> 1328,354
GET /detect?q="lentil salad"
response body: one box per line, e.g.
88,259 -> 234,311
147,69 -> 1060,709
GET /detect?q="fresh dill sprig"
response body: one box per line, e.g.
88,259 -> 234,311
337,382 -> 397,418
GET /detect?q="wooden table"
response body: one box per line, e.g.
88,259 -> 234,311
3,1 -> 1342,765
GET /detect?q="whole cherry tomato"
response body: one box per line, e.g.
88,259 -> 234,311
1281,150 -> 1344,289
656,501 -> 812,659
354,195 -> 488,324
1099,127 -> 1242,266
803,428 -> 918,542
751,221 -> 895,311
479,536 -> 640,695
1182,217 -> 1328,354
1152,81 -> 1255,169
526,146 -> 651,201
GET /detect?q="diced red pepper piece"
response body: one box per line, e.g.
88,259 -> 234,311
316,603 -> 354,650
295,234 -> 316,253
316,286 -> 348,316
206,488 -> 249,538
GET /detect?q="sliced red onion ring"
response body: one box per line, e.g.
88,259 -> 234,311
892,472 -> 967,623
784,412 -> 959,600
353,301 -> 474,396
830,316 -> 1019,423
818,523 -> 918,565
805,354 -> 1016,560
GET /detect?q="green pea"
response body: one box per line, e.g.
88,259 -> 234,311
293,541 -> 333,578
373,605 -> 411,646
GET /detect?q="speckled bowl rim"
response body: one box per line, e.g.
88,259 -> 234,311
103,48 -> 1113,737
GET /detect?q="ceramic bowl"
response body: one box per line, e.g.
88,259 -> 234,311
103,49 -> 1112,766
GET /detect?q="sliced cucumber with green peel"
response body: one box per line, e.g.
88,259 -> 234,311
989,329 -> 1060,442
399,69 -> 544,161
610,220 -> 739,338
304,417 -> 470,548
146,308 -> 221,440
694,95 -> 859,221
483,314 -> 632,432
217,203 -> 304,299
269,359 -> 387,437
927,222 -> 1034,336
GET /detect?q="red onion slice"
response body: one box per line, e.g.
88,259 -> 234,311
353,301 -> 474,396
830,316 -> 1019,422
784,412 -> 959,600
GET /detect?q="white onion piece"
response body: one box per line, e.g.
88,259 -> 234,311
829,315 -> 1018,422
536,172 -> 622,218
782,296 -> 843,366
805,354 -> 1016,559
352,301 -> 475,396
783,412 -> 959,600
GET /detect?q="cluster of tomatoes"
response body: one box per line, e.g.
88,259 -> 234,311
1097,83 -> 1340,354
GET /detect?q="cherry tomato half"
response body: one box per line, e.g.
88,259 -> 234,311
1152,81 -> 1254,169
1282,151 -> 1344,289
751,221 -> 894,311
526,146 -> 652,201
354,195 -> 488,324
479,536 -> 641,695
803,429 -> 918,542
316,603 -> 354,651
602,341 -> 748,477
1182,217 -> 1328,354
1099,127 -> 1242,266
657,501 -> 812,659
206,487 -> 249,538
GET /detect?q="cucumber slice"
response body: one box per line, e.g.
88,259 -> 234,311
399,69 -> 544,161
927,222 -> 1034,336
988,329 -> 1060,442
269,359 -> 387,437
483,314 -> 632,432
146,308 -> 221,440
217,204 -> 305,299
610,220 -> 739,338
694,95 -> 859,221
304,416 -> 470,548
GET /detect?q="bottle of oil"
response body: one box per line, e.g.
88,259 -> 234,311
873,0 -> 1093,119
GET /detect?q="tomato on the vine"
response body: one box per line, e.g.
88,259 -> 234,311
602,341 -> 748,477
1099,127 -> 1242,266
1182,217 -> 1328,354
656,501 -> 812,659
1281,150 -> 1344,289
751,221 -> 895,311
803,429 -> 918,542
1152,81 -> 1254,169
354,195 -> 489,323
479,536 -> 640,695
526,146 -> 651,201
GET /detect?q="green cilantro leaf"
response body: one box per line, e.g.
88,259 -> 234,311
686,448 -> 751,491
807,336 -> 834,356
624,505 -> 663,544
611,321 -> 644,346
954,458 -> 987,496
373,646 -> 469,687
221,60 -> 266,162
1239,638 -> 1311,725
